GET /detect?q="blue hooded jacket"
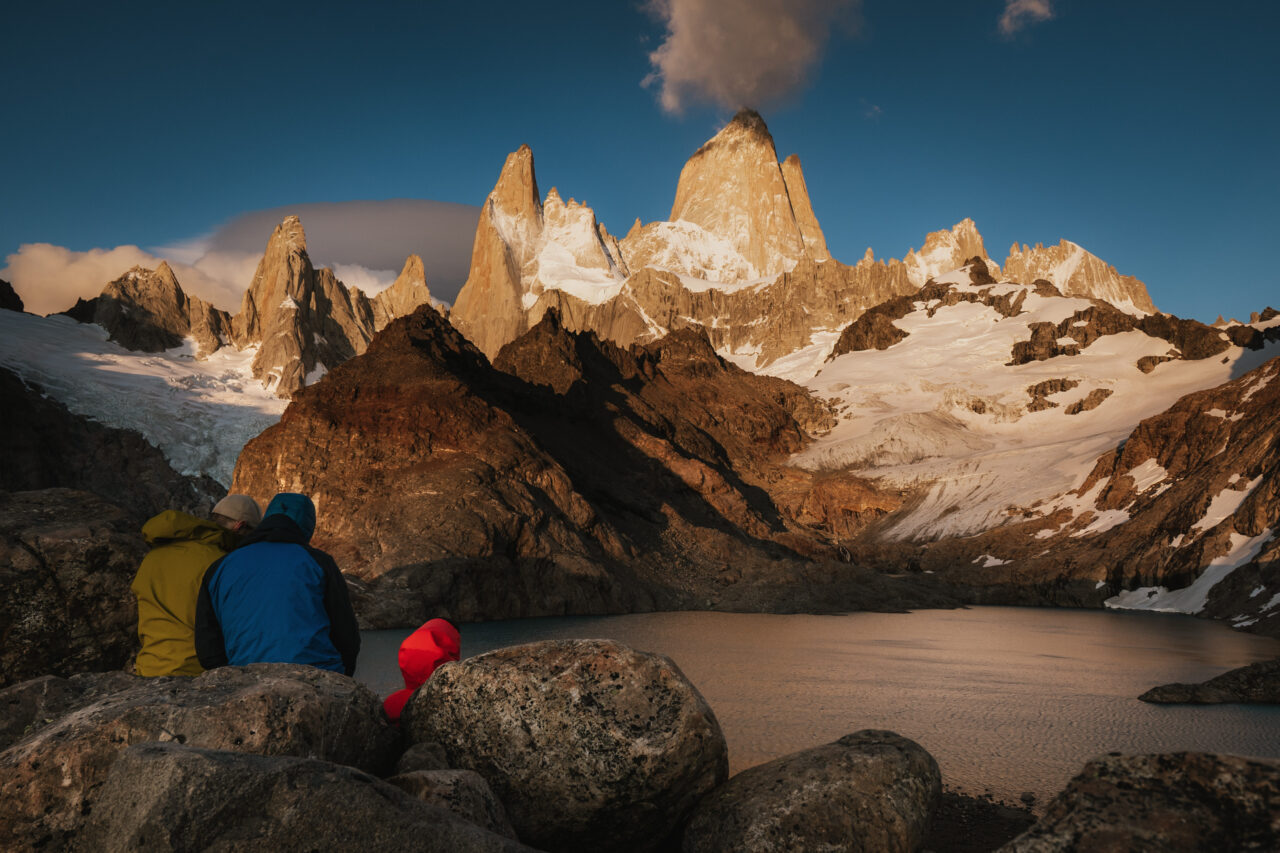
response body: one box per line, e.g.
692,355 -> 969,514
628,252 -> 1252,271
194,494 -> 360,675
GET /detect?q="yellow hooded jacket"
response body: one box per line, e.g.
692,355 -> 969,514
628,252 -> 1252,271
131,510 -> 235,677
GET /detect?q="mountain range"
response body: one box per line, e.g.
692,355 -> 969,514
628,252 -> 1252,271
2,110 -> 1276,639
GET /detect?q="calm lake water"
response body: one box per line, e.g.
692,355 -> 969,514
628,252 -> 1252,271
355,607 -> 1280,807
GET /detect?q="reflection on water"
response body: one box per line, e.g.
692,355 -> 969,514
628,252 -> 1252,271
355,607 -> 1280,805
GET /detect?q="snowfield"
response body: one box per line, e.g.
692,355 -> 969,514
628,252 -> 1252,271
785,279 -> 1277,540
0,310 -> 285,486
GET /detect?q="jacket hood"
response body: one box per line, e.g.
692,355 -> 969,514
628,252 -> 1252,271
262,493 -> 317,542
142,510 -> 232,549
383,618 -> 460,724
237,514 -> 310,548
398,619 -> 461,689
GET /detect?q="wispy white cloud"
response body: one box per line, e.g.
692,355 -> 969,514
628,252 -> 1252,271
999,0 -> 1054,37
643,0 -> 859,114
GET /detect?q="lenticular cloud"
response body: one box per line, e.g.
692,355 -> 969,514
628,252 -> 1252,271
643,0 -> 857,115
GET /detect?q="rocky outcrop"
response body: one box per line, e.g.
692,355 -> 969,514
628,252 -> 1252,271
1064,388 -> 1113,415
61,263 -> 233,356
231,215 -> 379,397
1003,239 -> 1157,315
371,253 -> 435,331
0,663 -> 398,848
0,278 -> 23,312
450,146 -> 626,359
780,154 -> 830,261
683,730 -> 941,853
402,639 -> 728,853
999,752 -> 1280,851
0,490 -> 144,687
0,367 -> 223,519
1139,658 -> 1280,704
77,742 -> 534,852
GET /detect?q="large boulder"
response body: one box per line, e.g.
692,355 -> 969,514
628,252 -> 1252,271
0,663 -> 399,849
999,752 -> 1280,851
75,742 -> 536,852
403,639 -> 728,852
0,489 -> 145,686
682,730 -> 941,853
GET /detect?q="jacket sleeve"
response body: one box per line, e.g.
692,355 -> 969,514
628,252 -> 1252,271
315,549 -> 361,677
194,558 -> 229,670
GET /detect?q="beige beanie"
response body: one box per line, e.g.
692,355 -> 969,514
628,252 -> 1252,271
211,494 -> 263,528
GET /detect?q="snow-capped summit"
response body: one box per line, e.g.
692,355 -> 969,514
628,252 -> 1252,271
1003,238 -> 1156,316
902,218 -> 994,286
662,108 -> 817,279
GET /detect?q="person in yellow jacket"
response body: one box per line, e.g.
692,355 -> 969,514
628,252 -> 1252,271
131,495 -> 261,677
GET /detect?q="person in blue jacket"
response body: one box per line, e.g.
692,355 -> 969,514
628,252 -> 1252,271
194,493 -> 360,676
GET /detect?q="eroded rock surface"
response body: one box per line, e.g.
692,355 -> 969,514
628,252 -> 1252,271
0,489 -> 144,686
387,769 -> 519,839
403,638 -> 728,853
999,752 -> 1280,851
76,742 -> 534,853
0,663 -> 398,848
682,730 -> 941,853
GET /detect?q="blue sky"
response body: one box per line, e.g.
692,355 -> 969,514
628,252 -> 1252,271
3,1 -> 1276,322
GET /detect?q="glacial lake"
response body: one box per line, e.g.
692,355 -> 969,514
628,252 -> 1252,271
355,607 -> 1280,807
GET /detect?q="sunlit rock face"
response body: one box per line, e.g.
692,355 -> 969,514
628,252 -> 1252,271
66,262 -> 233,357
450,145 -> 627,360
231,215 -> 379,397
1003,238 -> 1157,315
665,108 -> 810,279
450,111 -> 922,366
370,254 -> 435,332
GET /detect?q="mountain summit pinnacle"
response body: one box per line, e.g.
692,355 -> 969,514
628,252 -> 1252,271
669,110 -> 821,277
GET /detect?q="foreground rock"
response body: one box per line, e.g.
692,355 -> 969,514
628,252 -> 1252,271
387,769 -> 519,840
0,670 -> 139,751
1139,657 -> 1280,704
682,730 -> 941,853
404,639 -> 728,853
0,489 -> 144,686
999,752 -> 1280,851
76,743 -> 534,853
0,663 -> 398,848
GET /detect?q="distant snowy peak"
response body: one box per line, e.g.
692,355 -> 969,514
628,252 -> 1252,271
666,108 -> 816,279
901,218 -> 993,287
1003,239 -> 1157,316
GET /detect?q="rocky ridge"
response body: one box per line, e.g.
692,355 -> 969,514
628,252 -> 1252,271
61,217 -> 435,399
229,304 -> 959,625
0,278 -> 24,312
447,112 -> 1157,373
